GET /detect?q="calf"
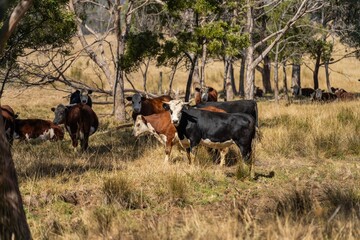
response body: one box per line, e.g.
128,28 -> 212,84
194,86 -> 218,104
195,99 -> 258,128
163,100 -> 256,171
133,106 -> 226,163
126,93 -> 172,120
51,104 -> 98,151
335,89 -> 355,101
0,105 -> 17,145
14,119 -> 64,141
70,89 -> 93,108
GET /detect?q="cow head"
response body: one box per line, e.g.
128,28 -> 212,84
126,93 -> 146,113
133,115 -> 154,137
195,86 -> 214,103
162,100 -> 190,126
51,104 -> 68,125
80,89 -> 92,105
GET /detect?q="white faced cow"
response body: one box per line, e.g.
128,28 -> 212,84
163,100 -> 256,173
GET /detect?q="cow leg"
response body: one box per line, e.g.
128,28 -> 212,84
237,143 -> 254,178
80,133 -> 89,151
164,140 -> 172,163
219,148 -> 229,166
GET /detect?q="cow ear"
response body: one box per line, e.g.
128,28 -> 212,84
208,87 -> 214,91
75,90 -> 80,93
126,96 -> 132,101
51,107 -> 55,112
88,90 -> 93,94
162,103 -> 170,111
141,96 -> 147,101
195,87 -> 200,92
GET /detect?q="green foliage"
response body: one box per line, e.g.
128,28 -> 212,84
120,31 -> 161,73
2,0 -> 76,65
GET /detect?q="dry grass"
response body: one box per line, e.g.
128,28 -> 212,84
1,36 -> 360,239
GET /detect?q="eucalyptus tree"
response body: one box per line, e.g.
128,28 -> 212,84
243,0 -> 323,99
307,0 -> 360,91
0,1 -> 33,238
0,0 -> 76,97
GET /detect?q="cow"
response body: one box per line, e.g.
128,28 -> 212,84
194,86 -> 218,104
194,99 -> 258,128
311,89 -> 337,102
162,100 -> 256,173
291,85 -> 315,97
0,105 -> 17,145
334,88 -> 355,101
14,119 -> 64,141
70,89 -> 93,108
51,103 -> 99,151
126,93 -> 172,120
133,106 -> 226,163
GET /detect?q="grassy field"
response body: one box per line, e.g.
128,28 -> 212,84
1,45 -> 360,239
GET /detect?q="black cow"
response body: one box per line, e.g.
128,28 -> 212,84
163,100 -> 256,173
311,89 -> 337,102
70,89 -> 93,108
291,85 -> 315,97
194,100 -> 258,128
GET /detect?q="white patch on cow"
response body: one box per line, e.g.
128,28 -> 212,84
166,100 -> 189,125
66,125 -> 71,133
201,138 -> 235,149
5,128 -> 11,136
25,133 -> 30,140
38,128 -> 55,140
179,136 -> 190,149
90,127 -> 96,135
13,131 -> 19,139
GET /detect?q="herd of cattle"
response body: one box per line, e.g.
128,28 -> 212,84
0,85 -> 358,172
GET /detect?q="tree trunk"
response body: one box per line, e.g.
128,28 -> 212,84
263,55 -> 272,93
0,115 -> 32,239
230,62 -> 237,96
224,57 -> 234,101
245,1 -> 254,100
113,0 -> 131,122
273,43 -> 280,103
313,49 -> 321,90
200,40 -> 207,88
282,62 -> 289,103
325,61 -> 331,92
185,54 -> 198,102
239,53 -> 246,97
291,63 -> 301,88
142,58 -> 151,93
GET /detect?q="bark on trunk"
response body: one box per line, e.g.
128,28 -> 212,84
224,57 -> 234,101
263,55 -> 272,93
273,43 -> 280,103
230,62 -> 237,96
313,49 -> 321,90
325,61 -> 331,92
200,40 -> 207,88
291,63 -> 301,88
282,62 -> 289,103
245,1 -> 254,100
239,53 -> 246,97
0,115 -> 31,239
185,55 -> 198,102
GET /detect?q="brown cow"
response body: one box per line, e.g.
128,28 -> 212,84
335,89 -> 355,101
14,119 -> 64,141
0,105 -> 17,145
126,93 -> 172,120
194,86 -> 218,104
51,103 -> 98,151
133,105 -> 226,163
